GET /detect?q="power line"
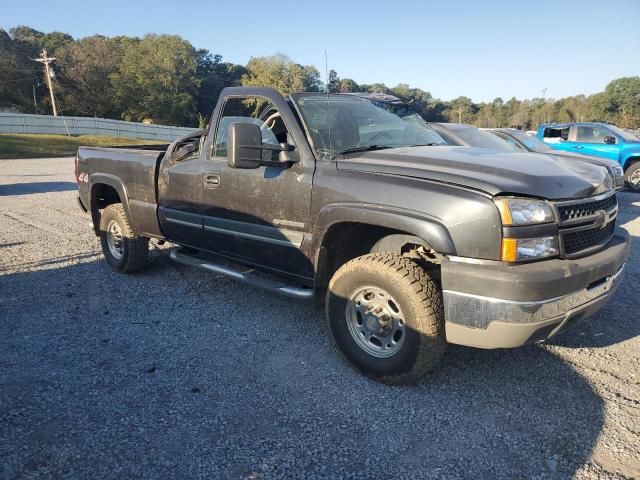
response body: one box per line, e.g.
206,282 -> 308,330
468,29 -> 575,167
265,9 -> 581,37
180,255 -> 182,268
33,49 -> 58,116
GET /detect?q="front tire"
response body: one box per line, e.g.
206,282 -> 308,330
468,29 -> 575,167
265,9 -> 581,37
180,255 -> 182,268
99,203 -> 148,273
326,253 -> 446,384
624,161 -> 640,192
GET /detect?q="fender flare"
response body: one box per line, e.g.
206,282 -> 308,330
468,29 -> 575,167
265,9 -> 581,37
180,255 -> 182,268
88,174 -> 135,235
311,203 -> 456,266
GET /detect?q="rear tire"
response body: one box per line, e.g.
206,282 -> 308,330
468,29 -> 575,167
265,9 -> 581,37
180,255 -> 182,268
99,203 -> 148,273
624,161 -> 640,192
326,253 -> 446,384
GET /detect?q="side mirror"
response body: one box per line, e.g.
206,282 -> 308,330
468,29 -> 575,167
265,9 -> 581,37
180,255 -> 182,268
228,122 -> 262,169
603,135 -> 616,145
228,122 -> 297,169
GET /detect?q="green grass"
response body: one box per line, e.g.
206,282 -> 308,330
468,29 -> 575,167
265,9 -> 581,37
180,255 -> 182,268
0,134 -> 163,159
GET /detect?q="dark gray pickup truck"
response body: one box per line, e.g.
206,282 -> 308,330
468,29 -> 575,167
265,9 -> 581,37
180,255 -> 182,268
76,87 -> 629,383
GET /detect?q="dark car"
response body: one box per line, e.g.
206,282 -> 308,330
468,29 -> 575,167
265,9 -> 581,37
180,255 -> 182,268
491,128 -> 625,190
430,123 -> 517,152
75,87 -> 629,383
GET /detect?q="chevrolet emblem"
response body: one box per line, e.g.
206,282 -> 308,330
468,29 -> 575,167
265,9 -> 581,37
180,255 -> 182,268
594,210 -> 607,230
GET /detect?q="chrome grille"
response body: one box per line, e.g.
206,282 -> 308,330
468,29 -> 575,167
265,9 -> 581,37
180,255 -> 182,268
557,195 -> 617,222
562,222 -> 615,256
554,192 -> 617,257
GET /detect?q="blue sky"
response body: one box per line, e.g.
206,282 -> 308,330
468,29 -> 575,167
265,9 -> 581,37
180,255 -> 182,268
3,0 -> 639,102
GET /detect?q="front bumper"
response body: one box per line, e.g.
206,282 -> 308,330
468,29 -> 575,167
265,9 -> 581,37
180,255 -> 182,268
442,228 -> 629,349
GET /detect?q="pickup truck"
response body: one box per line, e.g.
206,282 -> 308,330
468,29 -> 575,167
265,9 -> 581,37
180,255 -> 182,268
537,122 -> 640,191
76,87 -> 629,383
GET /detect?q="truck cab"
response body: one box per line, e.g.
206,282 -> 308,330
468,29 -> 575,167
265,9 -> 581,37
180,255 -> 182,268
537,122 -> 640,190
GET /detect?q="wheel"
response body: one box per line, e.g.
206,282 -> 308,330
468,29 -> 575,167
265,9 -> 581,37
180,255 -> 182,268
326,253 -> 446,384
99,203 -> 148,273
624,161 -> 640,192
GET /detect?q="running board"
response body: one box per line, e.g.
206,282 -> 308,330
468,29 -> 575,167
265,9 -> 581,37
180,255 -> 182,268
169,248 -> 314,300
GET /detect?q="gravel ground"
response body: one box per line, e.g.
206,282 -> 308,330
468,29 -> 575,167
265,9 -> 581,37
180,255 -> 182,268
1,157 -> 639,479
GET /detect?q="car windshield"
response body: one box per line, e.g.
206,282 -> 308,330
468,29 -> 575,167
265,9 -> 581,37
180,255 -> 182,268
450,126 -> 518,152
606,124 -> 639,142
504,130 -> 554,152
292,94 -> 446,158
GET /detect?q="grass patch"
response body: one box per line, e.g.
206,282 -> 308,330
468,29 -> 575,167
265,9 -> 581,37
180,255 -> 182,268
0,134 -> 164,159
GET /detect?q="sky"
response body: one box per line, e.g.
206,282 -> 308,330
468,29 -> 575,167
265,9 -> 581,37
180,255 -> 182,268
3,0 -> 639,102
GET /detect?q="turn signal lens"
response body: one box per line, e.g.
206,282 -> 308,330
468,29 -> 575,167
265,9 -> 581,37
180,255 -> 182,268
501,238 -> 517,262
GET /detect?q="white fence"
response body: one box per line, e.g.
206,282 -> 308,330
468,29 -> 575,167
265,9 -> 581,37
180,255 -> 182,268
0,113 -> 198,141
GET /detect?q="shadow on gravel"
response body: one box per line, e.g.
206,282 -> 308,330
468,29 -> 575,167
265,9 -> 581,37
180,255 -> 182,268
0,181 -> 76,196
0,253 -> 608,478
548,229 -> 639,349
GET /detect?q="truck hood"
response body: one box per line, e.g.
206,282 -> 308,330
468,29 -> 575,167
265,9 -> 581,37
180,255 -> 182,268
336,146 -> 612,200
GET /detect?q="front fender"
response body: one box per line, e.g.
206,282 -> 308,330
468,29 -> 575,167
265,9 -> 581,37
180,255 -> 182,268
311,203 -> 456,263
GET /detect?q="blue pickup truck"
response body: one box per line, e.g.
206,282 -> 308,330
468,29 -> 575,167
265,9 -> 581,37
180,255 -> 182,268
537,122 -> 640,191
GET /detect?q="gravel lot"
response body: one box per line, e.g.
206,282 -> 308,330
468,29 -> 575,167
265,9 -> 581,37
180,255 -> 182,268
1,157 -> 639,479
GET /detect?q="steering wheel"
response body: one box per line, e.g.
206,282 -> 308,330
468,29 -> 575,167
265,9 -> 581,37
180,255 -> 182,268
366,131 -> 394,145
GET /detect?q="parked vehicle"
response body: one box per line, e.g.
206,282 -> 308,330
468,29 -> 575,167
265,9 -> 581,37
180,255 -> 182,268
537,122 -> 640,191
430,122 -> 518,152
347,93 -> 627,190
75,87 -> 629,383
489,128 -> 624,190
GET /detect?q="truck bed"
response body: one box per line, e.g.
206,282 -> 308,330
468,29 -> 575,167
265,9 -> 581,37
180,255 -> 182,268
76,145 -> 167,238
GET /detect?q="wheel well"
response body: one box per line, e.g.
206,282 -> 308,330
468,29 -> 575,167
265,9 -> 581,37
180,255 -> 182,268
315,222 -> 435,298
624,156 -> 640,172
90,184 -> 121,235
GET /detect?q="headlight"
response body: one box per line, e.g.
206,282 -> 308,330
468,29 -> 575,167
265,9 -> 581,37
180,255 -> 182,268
494,198 -> 554,225
501,236 -> 559,262
610,165 -> 624,180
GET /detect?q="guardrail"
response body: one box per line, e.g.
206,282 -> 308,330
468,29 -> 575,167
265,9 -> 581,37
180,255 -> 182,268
0,113 -> 198,141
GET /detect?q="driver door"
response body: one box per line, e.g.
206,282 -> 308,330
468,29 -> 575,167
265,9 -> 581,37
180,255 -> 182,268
199,92 -> 315,280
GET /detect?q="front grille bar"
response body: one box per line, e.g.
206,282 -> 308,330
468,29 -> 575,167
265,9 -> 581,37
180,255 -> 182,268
552,191 -> 617,258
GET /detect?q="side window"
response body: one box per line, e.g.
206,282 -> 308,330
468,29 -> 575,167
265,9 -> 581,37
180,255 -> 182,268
543,127 -> 569,142
213,97 -> 289,159
575,126 -> 612,144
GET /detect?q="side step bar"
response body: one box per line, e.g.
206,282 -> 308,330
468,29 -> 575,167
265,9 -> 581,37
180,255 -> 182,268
169,248 -> 314,300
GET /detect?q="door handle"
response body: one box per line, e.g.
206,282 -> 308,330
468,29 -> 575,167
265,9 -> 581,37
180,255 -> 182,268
204,174 -> 221,188
573,145 -> 584,149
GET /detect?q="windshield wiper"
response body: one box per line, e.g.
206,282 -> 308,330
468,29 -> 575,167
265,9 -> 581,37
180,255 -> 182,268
409,143 -> 440,147
334,145 -> 394,156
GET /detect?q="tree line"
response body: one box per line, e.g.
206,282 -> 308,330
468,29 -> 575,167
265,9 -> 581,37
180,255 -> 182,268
1,26 -> 639,129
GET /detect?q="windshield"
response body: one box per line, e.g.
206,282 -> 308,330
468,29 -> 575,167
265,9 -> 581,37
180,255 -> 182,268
292,94 -> 446,157
503,129 -> 554,152
451,127 -> 518,152
606,124 -> 639,142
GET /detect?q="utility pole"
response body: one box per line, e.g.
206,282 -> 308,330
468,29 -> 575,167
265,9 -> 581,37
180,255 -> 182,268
32,84 -> 37,114
457,108 -> 462,123
34,49 -> 57,116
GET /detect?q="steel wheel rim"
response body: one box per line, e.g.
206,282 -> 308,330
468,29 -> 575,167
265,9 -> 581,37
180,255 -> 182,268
630,169 -> 640,189
106,220 -> 124,260
346,286 -> 406,358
